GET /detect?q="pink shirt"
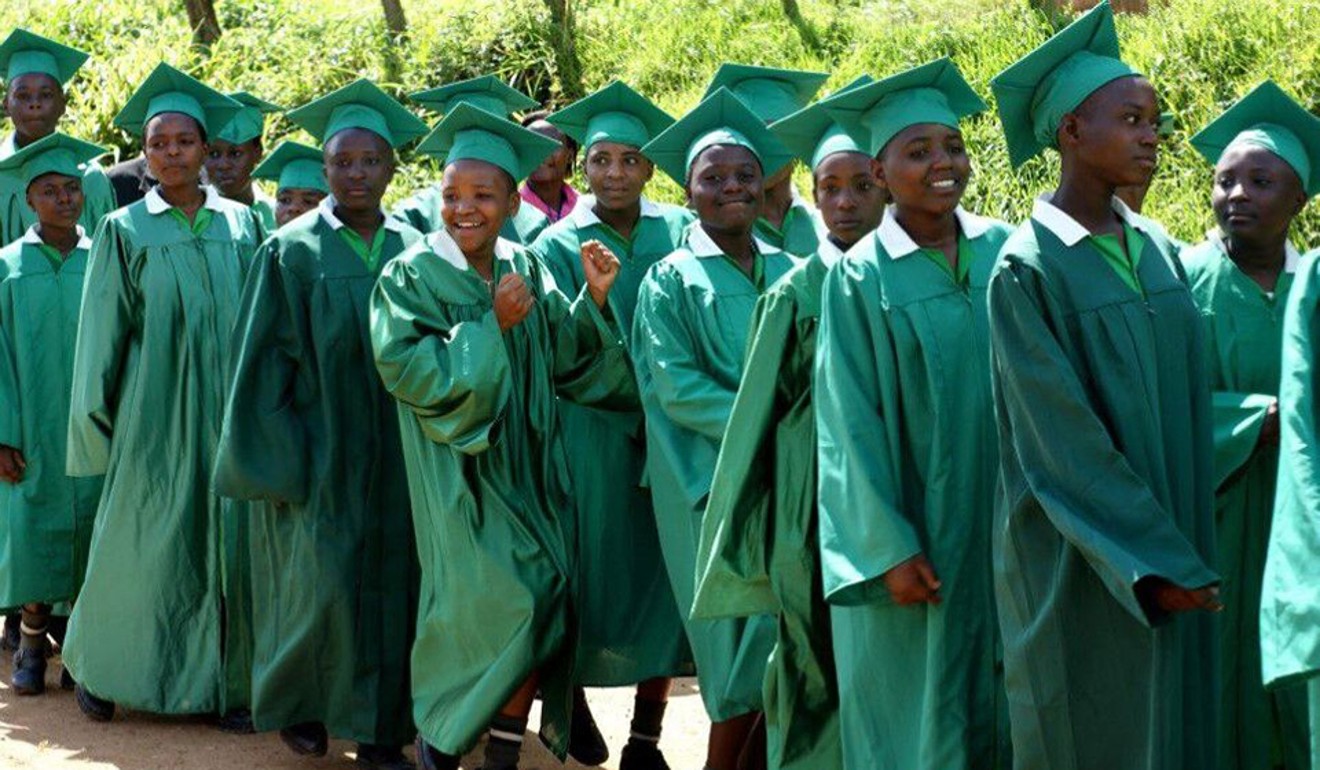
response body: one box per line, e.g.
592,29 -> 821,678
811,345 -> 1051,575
519,183 -> 579,224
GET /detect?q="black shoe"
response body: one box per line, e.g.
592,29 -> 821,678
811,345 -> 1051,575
279,721 -> 328,757
414,737 -> 461,770
60,667 -> 75,691
1,613 -> 18,652
217,708 -> 255,734
75,683 -> 115,722
619,742 -> 671,770
565,687 -> 609,766
356,743 -> 415,770
11,647 -> 47,695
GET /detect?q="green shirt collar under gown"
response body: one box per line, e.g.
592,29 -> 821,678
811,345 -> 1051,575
317,194 -> 407,270
1190,80 -> 1320,198
874,204 -> 997,285
114,63 -> 244,138
21,222 -> 91,268
685,220 -> 777,291
0,28 -> 88,85
1031,194 -> 1162,294
144,184 -> 227,236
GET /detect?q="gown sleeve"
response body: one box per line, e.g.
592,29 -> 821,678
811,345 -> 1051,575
1210,391 -> 1275,489
0,267 -> 22,450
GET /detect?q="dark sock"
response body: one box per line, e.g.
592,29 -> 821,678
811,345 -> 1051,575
483,714 -> 527,770
628,696 -> 667,746
19,607 -> 50,653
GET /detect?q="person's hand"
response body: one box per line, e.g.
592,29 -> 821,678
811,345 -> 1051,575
882,554 -> 942,606
580,240 -> 621,309
493,273 -> 534,331
0,445 -> 26,484
1258,401 -> 1280,448
1145,578 -> 1223,614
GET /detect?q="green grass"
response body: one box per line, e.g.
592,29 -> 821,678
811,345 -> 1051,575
4,0 -> 1319,246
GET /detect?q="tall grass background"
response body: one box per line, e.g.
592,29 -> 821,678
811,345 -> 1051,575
3,0 -> 1319,245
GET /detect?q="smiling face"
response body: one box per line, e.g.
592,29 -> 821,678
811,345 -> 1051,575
1212,143 -> 1306,246
204,138 -> 263,198
877,123 -> 971,220
685,144 -> 764,235
813,151 -> 885,248
143,112 -> 207,189
441,158 -> 520,256
275,187 -> 327,227
26,172 -> 83,229
3,72 -> 66,143
323,128 -> 395,214
1061,76 -> 1162,189
584,141 -> 653,213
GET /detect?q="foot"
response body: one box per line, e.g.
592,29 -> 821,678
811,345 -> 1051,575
356,743 -> 415,770
415,736 -> 461,770
216,708 -> 255,734
619,742 -> 671,770
541,687 -> 608,766
11,647 -> 47,695
279,721 -> 328,757
75,683 -> 115,722
60,667 -> 75,691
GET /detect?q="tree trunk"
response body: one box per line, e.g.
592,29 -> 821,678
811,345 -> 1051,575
543,0 -> 585,102
780,0 -> 824,53
1034,0 -> 1149,11
382,0 -> 408,38
380,0 -> 408,81
182,0 -> 221,49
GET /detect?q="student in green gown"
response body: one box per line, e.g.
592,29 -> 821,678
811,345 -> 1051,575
204,91 -> 282,232
704,64 -> 828,257
251,140 -> 328,228
1186,81 -> 1320,770
0,29 -> 114,248
396,75 -> 549,243
528,79 -> 695,770
214,79 -> 428,770
631,87 -> 799,770
987,3 -> 1223,768
63,63 -> 261,727
370,104 -> 634,770
690,74 -> 887,770
0,133 -> 106,695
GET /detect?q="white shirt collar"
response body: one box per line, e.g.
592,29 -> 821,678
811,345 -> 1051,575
1206,228 -> 1301,274
568,195 -> 663,229
144,184 -> 227,215
424,228 -> 519,273
317,195 -> 405,234
877,205 -> 994,259
816,235 -> 846,267
22,224 -> 91,251
685,222 -> 777,259
1031,195 -> 1149,247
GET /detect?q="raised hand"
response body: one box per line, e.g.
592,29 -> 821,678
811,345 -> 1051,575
883,553 -> 943,606
494,273 -> 534,331
580,239 -> 621,309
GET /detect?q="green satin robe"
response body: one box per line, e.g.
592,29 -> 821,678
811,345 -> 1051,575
250,194 -> 277,233
370,230 -> 636,758
63,189 -> 262,715
213,207 -> 421,746
391,185 -> 549,244
0,133 -> 116,247
754,193 -> 820,258
528,197 -> 694,687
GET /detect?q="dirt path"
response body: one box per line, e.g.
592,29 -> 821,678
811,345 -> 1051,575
0,655 -> 710,769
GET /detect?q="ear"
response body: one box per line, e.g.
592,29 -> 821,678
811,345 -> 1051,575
1057,113 -> 1082,150
642,160 -> 655,185
53,88 -> 68,121
872,155 -> 889,191
684,183 -> 694,208
507,190 -> 522,216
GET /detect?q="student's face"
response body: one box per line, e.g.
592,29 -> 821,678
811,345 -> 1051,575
324,128 -> 395,214
878,123 -> 971,219
685,144 -> 765,234
1212,143 -> 1306,246
584,141 -> 653,212
1062,76 -> 1161,189
144,112 -> 208,188
275,187 -> 327,227
2,73 -> 65,142
527,120 -> 574,186
204,138 -> 262,198
25,172 -> 83,229
441,159 -> 519,256
813,151 -> 885,249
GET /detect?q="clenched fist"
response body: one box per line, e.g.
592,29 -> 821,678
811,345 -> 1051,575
494,273 -> 534,331
580,239 -> 621,310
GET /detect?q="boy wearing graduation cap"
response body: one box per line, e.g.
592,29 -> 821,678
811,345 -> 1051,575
395,75 -> 551,244
63,63 -> 263,727
252,140 -> 328,228
527,79 -> 696,770
1186,81 -> 1320,770
705,63 -> 828,258
631,87 -> 801,770
370,102 -> 633,770
205,91 -> 283,231
0,29 -> 114,248
214,79 -> 427,769
0,132 -> 107,696
986,3 -> 1222,767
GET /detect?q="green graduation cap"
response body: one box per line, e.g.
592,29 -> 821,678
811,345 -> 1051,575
1190,80 -> 1320,197
415,102 -> 560,182
641,87 -> 795,186
546,79 -> 675,152
214,91 -> 284,145
0,131 -> 107,188
286,79 -> 428,149
771,75 -> 874,169
409,74 -> 539,118
0,28 -> 88,86
113,62 -> 244,138
990,0 -> 1141,168
252,140 -> 328,194
819,58 -> 987,159
703,63 -> 830,123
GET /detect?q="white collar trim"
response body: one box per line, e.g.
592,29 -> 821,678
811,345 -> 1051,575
22,224 -> 91,251
1031,195 -> 1145,247
317,195 -> 405,234
877,205 -> 994,260
568,195 -> 662,229
144,184 -> 226,215
424,228 -> 518,273
686,222 -> 777,259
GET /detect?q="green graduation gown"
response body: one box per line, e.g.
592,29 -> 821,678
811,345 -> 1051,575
250,191 -> 277,233
988,197 -> 1221,770
692,238 -> 846,770
1261,249 -> 1320,768
814,209 -> 1012,770
754,189 -> 820,258
528,196 -> 694,686
1184,234 -> 1310,770
391,185 -> 549,244
370,230 -> 636,758
213,201 -> 420,746
0,132 -> 115,247
0,226 -> 103,608
64,186 -> 262,715
632,223 -> 798,722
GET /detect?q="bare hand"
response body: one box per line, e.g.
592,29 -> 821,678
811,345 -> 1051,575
1258,401 -> 1280,449
580,240 -> 620,309
1146,578 -> 1223,614
493,273 -> 534,331
0,445 -> 26,484
883,554 -> 942,606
